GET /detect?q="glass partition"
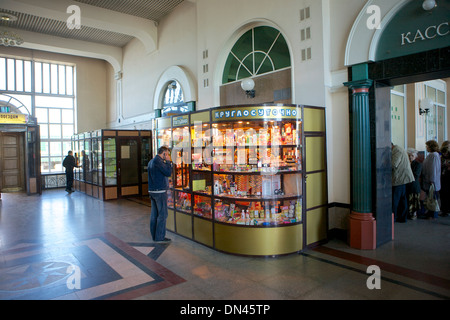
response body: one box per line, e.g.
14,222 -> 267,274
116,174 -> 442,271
104,137 -> 117,186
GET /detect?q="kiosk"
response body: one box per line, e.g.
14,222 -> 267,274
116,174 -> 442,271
153,104 -> 327,256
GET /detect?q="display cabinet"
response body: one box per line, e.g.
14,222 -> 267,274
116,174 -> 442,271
152,104 -> 327,256
72,129 -> 152,200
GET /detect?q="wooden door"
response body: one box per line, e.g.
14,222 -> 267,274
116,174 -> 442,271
0,132 -> 25,192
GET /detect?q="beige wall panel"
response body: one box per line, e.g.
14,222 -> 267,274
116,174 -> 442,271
193,217 -> 213,247
176,213 -> 192,239
167,209 -> 175,232
307,207 -> 327,245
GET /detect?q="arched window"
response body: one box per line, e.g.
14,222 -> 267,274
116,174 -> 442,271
161,80 -> 189,116
222,26 -> 291,84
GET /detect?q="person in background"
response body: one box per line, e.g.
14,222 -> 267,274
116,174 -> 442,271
439,145 -> 450,217
441,140 -> 450,151
392,143 -> 415,223
63,150 -> 76,193
148,146 -> 173,242
421,140 -> 441,219
406,148 -> 422,220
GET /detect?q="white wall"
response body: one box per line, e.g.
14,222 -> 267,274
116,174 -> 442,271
109,0 -> 369,209
323,0 -> 367,205
195,0 -> 328,109
114,1 -> 197,128
115,0 -> 332,119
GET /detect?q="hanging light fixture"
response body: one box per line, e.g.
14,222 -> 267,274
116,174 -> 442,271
241,78 -> 256,98
0,12 -> 24,47
419,97 -> 433,116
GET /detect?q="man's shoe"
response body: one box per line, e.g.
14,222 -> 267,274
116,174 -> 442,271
155,238 -> 171,243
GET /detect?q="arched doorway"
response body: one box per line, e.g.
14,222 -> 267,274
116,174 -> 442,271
0,94 -> 41,195
345,0 -> 450,249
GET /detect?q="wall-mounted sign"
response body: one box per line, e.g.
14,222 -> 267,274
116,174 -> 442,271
212,105 -> 301,122
376,0 -> 450,61
401,22 -> 449,46
0,113 -> 28,124
173,115 -> 189,127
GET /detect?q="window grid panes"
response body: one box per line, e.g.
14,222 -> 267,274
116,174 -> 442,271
425,84 -> 447,145
391,85 -> 406,148
222,26 -> 291,84
0,56 -> 76,174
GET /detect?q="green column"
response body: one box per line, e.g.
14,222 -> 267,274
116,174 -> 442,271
344,79 -> 373,214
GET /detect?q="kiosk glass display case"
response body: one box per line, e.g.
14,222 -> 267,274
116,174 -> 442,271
104,137 -> 117,186
152,105 -> 327,256
72,129 -> 152,200
210,118 -> 303,227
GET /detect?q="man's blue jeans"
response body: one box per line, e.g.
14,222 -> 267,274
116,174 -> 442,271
149,191 -> 169,241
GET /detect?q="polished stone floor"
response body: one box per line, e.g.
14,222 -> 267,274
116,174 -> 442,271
0,189 -> 449,301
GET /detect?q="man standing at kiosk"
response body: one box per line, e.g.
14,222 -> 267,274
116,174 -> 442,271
148,146 -> 173,242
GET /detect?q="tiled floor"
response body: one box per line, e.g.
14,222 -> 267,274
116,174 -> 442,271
0,189 -> 449,300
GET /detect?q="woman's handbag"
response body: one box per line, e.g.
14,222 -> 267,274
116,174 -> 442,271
425,183 -> 440,212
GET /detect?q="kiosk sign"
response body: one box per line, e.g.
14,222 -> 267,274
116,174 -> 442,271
173,115 -> 189,127
213,106 -> 300,122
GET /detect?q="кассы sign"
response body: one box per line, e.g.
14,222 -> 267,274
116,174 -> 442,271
401,22 -> 449,46
375,0 -> 450,61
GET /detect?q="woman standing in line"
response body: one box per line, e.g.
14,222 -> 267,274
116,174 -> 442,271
421,140 -> 441,219
406,148 -> 422,220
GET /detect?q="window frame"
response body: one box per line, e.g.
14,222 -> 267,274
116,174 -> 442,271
222,26 -> 291,85
0,56 -> 76,174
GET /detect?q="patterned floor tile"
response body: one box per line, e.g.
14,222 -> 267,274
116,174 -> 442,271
0,233 -> 185,300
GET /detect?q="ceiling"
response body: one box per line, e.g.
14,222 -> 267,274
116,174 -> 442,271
0,0 -> 185,48
73,0 -> 185,21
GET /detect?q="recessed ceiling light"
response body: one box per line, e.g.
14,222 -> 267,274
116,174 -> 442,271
0,12 -> 18,22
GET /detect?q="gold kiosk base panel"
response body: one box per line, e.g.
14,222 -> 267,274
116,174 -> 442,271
216,224 -> 303,256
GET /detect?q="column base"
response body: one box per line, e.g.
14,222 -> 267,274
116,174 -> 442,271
348,212 -> 376,250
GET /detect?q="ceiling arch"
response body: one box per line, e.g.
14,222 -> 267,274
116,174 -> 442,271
345,0 -> 410,66
0,0 -> 185,71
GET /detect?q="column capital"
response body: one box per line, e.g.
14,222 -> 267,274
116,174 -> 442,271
344,79 -> 373,91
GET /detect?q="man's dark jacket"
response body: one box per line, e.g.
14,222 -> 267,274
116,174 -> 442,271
63,155 -> 76,173
148,155 -> 172,192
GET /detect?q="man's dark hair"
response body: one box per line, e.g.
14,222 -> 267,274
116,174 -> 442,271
158,146 -> 170,155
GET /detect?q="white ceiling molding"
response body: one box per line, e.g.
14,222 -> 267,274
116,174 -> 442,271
1,0 -> 159,54
9,27 -> 123,72
344,0 -> 410,66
